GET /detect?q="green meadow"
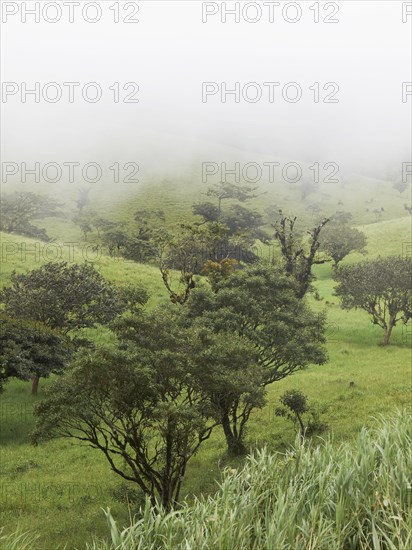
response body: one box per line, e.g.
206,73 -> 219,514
0,177 -> 411,548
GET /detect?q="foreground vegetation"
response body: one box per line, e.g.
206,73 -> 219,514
0,179 -> 410,546
2,412 -> 410,549
0,225 -> 411,547
86,411 -> 410,549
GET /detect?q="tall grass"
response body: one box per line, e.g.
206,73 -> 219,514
0,527 -> 39,550
89,411 -> 412,550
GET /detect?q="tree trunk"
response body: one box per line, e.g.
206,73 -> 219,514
382,324 -> 393,346
221,414 -> 246,455
296,412 -> 305,442
161,480 -> 172,511
31,373 -> 40,395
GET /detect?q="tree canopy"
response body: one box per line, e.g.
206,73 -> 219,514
319,223 -> 367,266
334,256 -> 412,345
0,192 -> 62,241
1,261 -> 124,334
186,263 -> 327,452
32,305 -> 222,510
0,261 -> 125,393
273,213 -> 329,298
0,314 -> 71,394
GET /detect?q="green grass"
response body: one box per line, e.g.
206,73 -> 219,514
3,154 -> 410,243
0,209 -> 411,548
0,231 -> 171,311
86,411 -> 412,550
0,526 -> 40,550
360,216 -> 411,258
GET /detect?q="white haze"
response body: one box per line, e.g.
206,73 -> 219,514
1,1 -> 411,189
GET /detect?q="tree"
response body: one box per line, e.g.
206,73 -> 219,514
91,216 -> 116,238
192,202 -> 220,223
275,390 -> 326,441
98,211 -> 165,264
372,208 -> 384,222
117,304 -> 266,456
275,389 -> 308,441
221,204 -> 266,240
189,328 -> 264,455
101,227 -> 130,257
300,181 -> 317,201
186,264 -> 327,453
1,262 -> 125,391
155,223 -> 229,304
393,181 -> 408,194
194,183 -> 267,264
206,182 -> 259,214
319,224 -> 367,266
134,208 -> 165,226
73,214 -> 93,241
202,258 -> 238,291
117,284 -> 149,314
126,209 -> 166,263
0,192 -> 62,241
32,306 -> 218,510
1,262 -> 123,334
76,188 -> 91,212
264,204 -> 283,225
0,314 -> 71,394
113,302 -> 264,457
334,256 -> 412,345
193,200 -> 265,241
330,211 -> 353,225
273,214 -> 329,298
306,202 -> 322,218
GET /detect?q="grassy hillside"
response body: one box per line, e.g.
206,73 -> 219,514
3,148 -> 410,244
0,211 -> 411,548
360,216 -> 411,258
0,232 -> 168,310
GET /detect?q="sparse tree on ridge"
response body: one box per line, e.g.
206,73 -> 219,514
334,256 -> 412,345
393,181 -> 408,194
273,213 -> 330,298
0,191 -> 62,241
319,223 -> 367,267
206,182 -> 259,214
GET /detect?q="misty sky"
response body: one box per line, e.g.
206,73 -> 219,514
1,1 -> 411,185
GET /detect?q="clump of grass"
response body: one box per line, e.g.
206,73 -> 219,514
0,527 -> 39,550
89,411 -> 411,549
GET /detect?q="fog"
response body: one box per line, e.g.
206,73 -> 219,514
1,1 -> 411,188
